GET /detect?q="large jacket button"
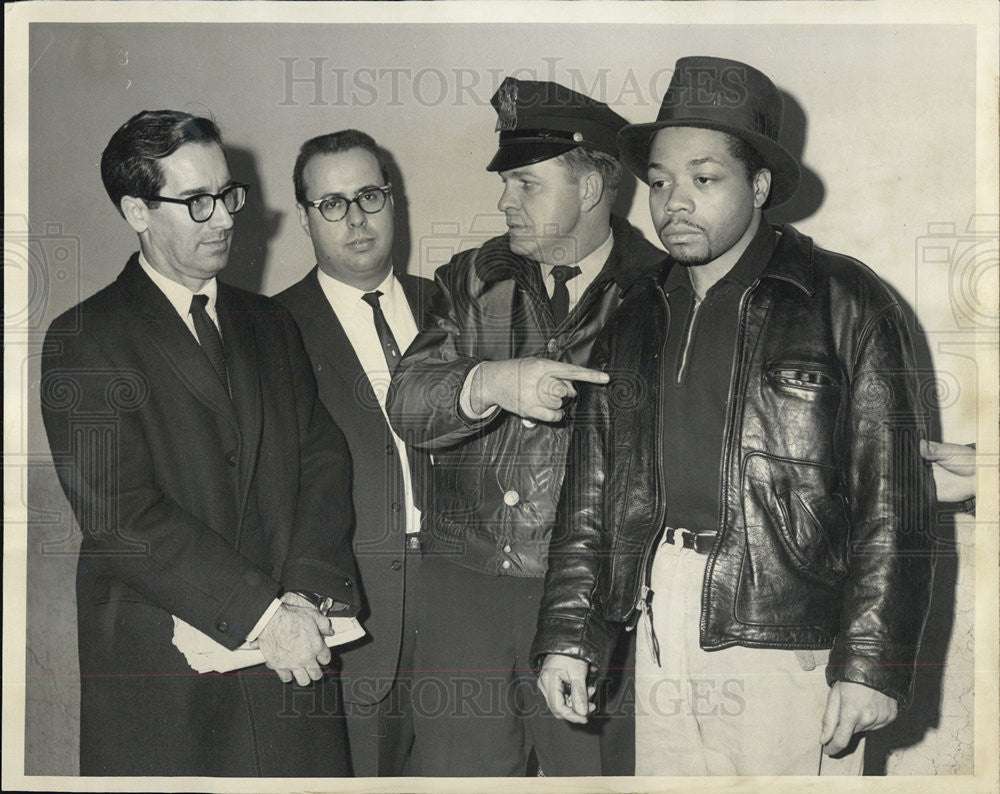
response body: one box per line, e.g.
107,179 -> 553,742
225,451 -> 237,467
503,490 -> 520,506
503,544 -> 512,553
391,560 -> 402,571
546,338 -> 559,353
216,620 -> 229,633
501,560 -> 512,570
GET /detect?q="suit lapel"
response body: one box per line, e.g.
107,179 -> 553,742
119,256 -> 237,425
398,273 -> 424,326
297,269 -> 379,406
217,285 -> 263,501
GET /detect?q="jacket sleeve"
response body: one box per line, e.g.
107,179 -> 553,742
278,311 -> 360,613
386,251 -> 499,450
530,334 -> 620,676
827,302 -> 936,704
40,320 -> 281,649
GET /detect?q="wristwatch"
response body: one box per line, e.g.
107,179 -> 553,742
292,591 -> 336,616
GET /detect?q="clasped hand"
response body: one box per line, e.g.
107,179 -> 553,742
257,592 -> 334,685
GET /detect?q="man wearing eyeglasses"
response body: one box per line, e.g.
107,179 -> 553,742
276,129 -> 434,776
40,109 -> 360,776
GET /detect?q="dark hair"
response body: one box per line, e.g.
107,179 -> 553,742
293,129 -> 391,205
724,133 -> 767,182
101,110 -> 222,216
556,146 -> 623,203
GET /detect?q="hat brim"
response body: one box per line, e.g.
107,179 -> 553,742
486,141 -> 578,173
617,120 -> 801,207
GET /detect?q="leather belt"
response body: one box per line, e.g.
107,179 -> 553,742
664,526 -> 717,555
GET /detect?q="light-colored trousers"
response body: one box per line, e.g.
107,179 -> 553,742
635,538 -> 865,776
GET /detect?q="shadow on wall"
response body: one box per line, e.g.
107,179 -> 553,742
768,90 -> 825,227
864,281 -> 959,774
380,145 -> 412,279
222,146 -> 283,294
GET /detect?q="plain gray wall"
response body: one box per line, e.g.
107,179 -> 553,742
21,21 -> 981,776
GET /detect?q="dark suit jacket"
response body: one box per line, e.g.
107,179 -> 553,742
41,254 -> 359,776
276,267 -> 434,706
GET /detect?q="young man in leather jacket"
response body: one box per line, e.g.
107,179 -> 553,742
533,56 -> 935,776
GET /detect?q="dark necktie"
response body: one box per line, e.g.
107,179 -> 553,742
189,294 -> 229,388
549,265 -> 582,326
362,291 -> 402,373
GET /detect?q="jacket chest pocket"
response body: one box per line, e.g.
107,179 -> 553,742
765,360 -> 842,396
760,360 -> 845,462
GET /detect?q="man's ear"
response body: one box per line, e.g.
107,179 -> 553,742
752,169 -> 772,209
579,171 -> 605,213
296,203 -> 312,238
121,195 -> 149,234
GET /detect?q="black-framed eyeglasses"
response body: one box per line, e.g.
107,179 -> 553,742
303,184 -> 392,223
144,183 -> 249,223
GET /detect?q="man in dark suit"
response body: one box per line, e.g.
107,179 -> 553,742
276,129 -> 433,776
40,110 -> 359,776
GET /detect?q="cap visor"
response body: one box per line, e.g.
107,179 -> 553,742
486,141 -> 578,172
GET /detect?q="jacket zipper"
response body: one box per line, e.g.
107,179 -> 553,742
700,279 -> 760,637
676,295 -> 702,384
624,284 -> 670,661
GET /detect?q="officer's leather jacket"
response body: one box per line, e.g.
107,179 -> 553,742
532,224 -> 935,703
386,217 -> 664,577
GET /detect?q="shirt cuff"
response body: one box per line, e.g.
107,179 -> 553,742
245,598 -> 282,643
459,362 -> 500,420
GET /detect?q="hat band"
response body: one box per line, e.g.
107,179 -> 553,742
655,107 -> 777,140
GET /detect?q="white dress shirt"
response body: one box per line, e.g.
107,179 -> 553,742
316,268 -> 423,536
540,228 -> 614,313
139,253 -> 220,335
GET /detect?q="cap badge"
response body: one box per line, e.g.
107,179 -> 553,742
495,82 -> 518,131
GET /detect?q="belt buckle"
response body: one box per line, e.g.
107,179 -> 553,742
691,531 -> 716,554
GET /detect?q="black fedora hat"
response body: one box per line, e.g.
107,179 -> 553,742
486,77 -> 629,172
618,56 -> 800,206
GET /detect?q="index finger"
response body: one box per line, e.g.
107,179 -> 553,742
550,363 -> 609,384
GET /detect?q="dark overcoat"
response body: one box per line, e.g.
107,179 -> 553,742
41,254 -> 360,776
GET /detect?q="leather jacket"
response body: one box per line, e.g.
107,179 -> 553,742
532,224 -> 935,704
386,217 -> 664,577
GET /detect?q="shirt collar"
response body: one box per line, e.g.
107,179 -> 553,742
664,218 -> 776,295
542,229 -> 614,283
138,252 -> 218,317
316,267 -> 398,314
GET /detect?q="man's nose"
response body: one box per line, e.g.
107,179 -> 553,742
345,200 -> 368,227
664,184 -> 693,213
207,198 -> 235,230
497,184 -> 518,213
